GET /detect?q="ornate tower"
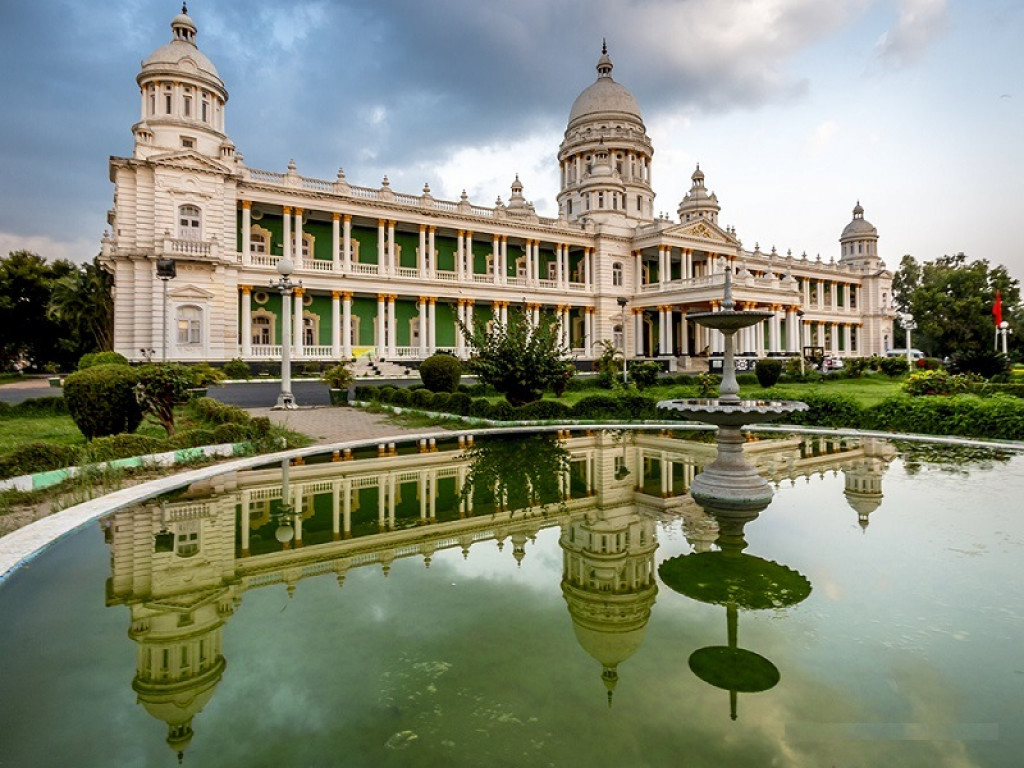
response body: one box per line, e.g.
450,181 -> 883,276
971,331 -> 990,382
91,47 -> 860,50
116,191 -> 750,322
676,165 -> 721,225
557,44 -> 654,224
132,4 -> 234,162
837,202 -> 893,355
838,202 -> 880,269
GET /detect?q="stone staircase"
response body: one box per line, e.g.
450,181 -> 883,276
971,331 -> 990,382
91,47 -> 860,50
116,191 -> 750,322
350,358 -> 417,379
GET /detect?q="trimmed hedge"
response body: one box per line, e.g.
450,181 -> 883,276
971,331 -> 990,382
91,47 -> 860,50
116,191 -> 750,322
755,359 -> 783,388
77,351 -> 129,370
0,396 -> 68,418
419,353 -> 462,393
514,400 -> 573,420
85,434 -> 165,462
223,358 -> 251,380
63,363 -> 143,439
0,442 -> 80,478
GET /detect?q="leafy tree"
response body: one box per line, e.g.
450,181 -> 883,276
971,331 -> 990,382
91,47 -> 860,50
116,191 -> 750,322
0,251 -> 77,369
892,253 -> 1020,359
47,257 -> 114,354
135,363 -> 196,436
459,306 -> 571,406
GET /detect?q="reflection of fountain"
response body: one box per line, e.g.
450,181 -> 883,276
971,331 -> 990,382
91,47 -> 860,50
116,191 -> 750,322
658,268 -> 807,508
659,499 -> 811,720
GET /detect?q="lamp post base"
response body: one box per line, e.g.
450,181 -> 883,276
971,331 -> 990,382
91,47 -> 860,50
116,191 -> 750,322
273,392 -> 298,410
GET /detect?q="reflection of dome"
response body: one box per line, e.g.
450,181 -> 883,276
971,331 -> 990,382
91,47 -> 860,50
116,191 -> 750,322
134,655 -> 226,760
567,45 -> 643,128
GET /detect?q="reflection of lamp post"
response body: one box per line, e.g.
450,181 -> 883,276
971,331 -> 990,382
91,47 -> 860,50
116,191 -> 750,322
271,258 -> 300,409
617,297 -> 628,385
275,458 -> 296,545
999,320 -> 1011,355
156,258 -> 176,362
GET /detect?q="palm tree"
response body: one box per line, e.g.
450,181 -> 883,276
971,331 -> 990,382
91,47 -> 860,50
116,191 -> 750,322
47,258 -> 114,352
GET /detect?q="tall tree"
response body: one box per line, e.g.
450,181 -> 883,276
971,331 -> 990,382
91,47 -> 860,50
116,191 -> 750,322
460,306 -> 571,405
0,251 -> 78,370
47,257 -> 114,353
892,253 -> 1020,358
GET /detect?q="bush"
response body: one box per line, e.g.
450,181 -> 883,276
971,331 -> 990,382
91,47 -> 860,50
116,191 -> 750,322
0,442 -> 80,479
322,361 -> 354,389
514,399 -> 573,420
448,392 -> 472,415
410,388 -> 435,408
628,361 -> 661,390
903,370 -> 976,397
85,434 -> 165,462
223,358 -> 251,380
754,359 -> 783,388
696,372 -> 720,397
571,394 -> 621,420
212,423 -> 252,443
843,357 -> 871,378
189,362 -> 226,387
63,364 -> 143,439
377,385 -> 397,403
166,428 -> 217,449
784,391 -> 863,429
949,349 -> 1010,379
136,363 -> 196,436
617,391 -> 657,420
188,397 -> 251,425
390,388 -> 412,406
5,396 -> 68,416
430,392 -> 452,411
917,357 -> 943,371
468,398 -> 494,419
77,351 -> 129,370
249,416 -> 272,437
877,356 -> 910,377
490,401 -> 516,421
353,385 -> 377,402
419,353 -> 462,393
736,373 -> 758,386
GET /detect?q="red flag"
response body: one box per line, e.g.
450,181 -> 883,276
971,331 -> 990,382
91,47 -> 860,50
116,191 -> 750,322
993,291 -> 1003,326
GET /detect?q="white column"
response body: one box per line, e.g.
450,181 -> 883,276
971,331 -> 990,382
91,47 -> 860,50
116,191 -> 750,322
294,208 -> 304,268
456,230 -> 464,281
465,231 -> 474,278
241,202 -> 251,265
501,301 -> 509,327
418,225 -> 427,277
282,206 -> 292,261
492,234 -> 500,285
584,308 -> 593,355
427,298 -> 436,354
659,247 -> 667,284
331,213 -> 341,271
501,236 -> 508,284
418,298 -> 428,357
427,227 -> 436,277
583,247 -> 592,289
531,304 -> 540,328
466,301 -> 475,345
387,295 -> 396,358
785,307 -> 797,353
342,293 -> 352,358
241,287 -> 252,357
293,289 -> 304,358
665,307 -> 674,355
683,248 -> 691,280
564,246 -> 572,286
456,302 -> 466,357
377,219 -> 386,276
387,220 -> 396,273
769,310 -> 780,354
342,215 -> 352,271
843,323 -> 852,354
331,291 -> 341,358
562,306 -> 571,348
376,294 -> 386,357
679,312 -> 689,357
634,250 -> 642,291
634,310 -> 644,357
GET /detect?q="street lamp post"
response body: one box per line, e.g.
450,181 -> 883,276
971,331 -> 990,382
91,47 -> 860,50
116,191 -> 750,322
1000,320 -> 1011,355
272,258 -> 300,409
901,312 -> 916,370
617,297 -> 628,385
155,258 -> 176,362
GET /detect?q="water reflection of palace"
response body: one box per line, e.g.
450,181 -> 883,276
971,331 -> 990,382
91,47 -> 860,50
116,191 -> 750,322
103,430 -> 894,758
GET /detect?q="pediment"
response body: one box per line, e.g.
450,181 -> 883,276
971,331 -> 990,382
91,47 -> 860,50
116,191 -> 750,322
150,150 -> 232,175
663,219 -> 735,245
145,586 -> 227,613
169,283 -> 216,300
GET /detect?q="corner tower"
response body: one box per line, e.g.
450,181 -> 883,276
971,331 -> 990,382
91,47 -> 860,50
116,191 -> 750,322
133,4 -> 233,161
558,43 -> 654,224
838,202 -> 880,269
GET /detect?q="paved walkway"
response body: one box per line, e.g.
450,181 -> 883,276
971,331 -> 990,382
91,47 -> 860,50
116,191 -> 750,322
251,405 -> 445,444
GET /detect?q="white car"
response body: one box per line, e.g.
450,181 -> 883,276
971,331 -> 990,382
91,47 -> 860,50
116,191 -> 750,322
822,356 -> 845,372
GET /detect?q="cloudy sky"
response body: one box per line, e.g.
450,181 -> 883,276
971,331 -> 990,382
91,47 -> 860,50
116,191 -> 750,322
1,0 -> 1022,280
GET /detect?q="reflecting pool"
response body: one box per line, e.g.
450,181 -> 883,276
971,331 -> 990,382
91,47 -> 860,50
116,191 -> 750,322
2,430 -> 1023,767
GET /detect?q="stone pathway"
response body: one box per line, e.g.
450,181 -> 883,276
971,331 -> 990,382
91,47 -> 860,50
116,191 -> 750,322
250,405 -> 444,445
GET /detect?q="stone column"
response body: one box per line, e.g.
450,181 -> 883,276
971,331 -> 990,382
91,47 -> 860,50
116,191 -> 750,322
785,306 -> 797,353
465,231 -> 474,278
387,294 -> 397,358
843,323 -> 851,354
635,250 -> 643,291
282,206 -> 292,261
428,297 -> 436,354
455,301 -> 465,357
665,306 -> 674,355
419,225 -> 427,277
342,292 -> 353,358
679,310 -> 689,357
418,297 -> 428,357
501,236 -> 508,284
293,287 -> 304,358
492,234 -> 500,284
241,201 -> 251,265
376,294 -> 386,358
343,215 -> 352,271
387,220 -> 396,273
294,208 -> 304,268
466,301 -> 475,350
331,213 -> 341,271
500,301 -> 508,327
427,226 -> 436,277
584,247 -> 592,289
584,307 -> 593,355
377,219 -> 386,276
456,230 -> 464,281
634,308 -> 644,357
331,291 -> 341,358
241,286 -> 252,357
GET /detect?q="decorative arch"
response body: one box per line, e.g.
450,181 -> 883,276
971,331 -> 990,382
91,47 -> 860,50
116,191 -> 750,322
250,224 -> 272,254
302,310 -> 320,347
251,308 -> 274,345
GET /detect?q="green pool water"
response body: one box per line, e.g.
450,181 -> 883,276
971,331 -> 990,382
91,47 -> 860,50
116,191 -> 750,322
1,430 -> 1022,767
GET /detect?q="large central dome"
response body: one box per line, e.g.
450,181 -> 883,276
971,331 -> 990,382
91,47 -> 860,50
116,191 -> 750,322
567,46 -> 643,128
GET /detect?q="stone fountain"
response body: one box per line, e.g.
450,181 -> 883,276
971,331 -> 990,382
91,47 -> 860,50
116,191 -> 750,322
657,268 -> 807,509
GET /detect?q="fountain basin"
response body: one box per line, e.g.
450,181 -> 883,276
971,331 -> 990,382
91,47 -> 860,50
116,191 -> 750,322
656,399 -> 808,428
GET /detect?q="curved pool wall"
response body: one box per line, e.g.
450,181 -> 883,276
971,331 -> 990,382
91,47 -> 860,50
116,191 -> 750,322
3,422 -> 1023,585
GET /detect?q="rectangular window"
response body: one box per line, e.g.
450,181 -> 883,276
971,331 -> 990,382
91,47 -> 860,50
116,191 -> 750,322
165,94 -> 172,114
183,96 -> 191,117
201,100 -> 209,122
181,137 -> 195,149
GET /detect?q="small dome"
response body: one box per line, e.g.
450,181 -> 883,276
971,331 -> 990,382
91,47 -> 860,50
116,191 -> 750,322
692,164 -> 705,183
840,201 -> 877,241
567,46 -> 643,127
141,6 -> 221,84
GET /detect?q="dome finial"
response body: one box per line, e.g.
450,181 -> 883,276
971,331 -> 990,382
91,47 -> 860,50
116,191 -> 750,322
596,41 -> 613,77
602,38 -> 607,55
182,2 -> 188,13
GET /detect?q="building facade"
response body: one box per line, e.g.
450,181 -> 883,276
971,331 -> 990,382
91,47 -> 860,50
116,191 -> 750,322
100,10 -> 894,367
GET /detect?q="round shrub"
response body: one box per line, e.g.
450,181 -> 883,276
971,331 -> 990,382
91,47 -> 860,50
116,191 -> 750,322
77,351 -> 129,370
628,361 -> 661,390
468,398 -> 494,419
212,423 -> 252,443
754,359 -> 783,388
410,388 -> 435,408
223,358 -> 251,380
63,363 -> 143,439
376,385 -> 397,403
85,434 -> 165,462
419,353 -> 462,392
167,428 -> 217,449
490,401 -> 516,421
571,394 -> 620,420
448,392 -> 472,415
430,392 -> 452,411
0,442 -> 81,479
390,388 -> 412,406
249,416 -> 272,437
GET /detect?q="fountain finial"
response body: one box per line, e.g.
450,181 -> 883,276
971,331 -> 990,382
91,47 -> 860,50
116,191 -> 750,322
722,267 -> 735,312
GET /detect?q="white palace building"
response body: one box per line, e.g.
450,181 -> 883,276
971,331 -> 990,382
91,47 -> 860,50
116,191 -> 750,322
99,7 -> 894,369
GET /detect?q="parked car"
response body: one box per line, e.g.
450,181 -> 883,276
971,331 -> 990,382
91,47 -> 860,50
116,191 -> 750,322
887,348 -> 924,361
822,356 -> 845,373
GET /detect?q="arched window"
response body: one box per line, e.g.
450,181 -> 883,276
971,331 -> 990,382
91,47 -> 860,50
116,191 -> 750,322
303,316 -> 316,346
251,311 -> 273,345
178,205 -> 201,240
176,305 -> 202,345
612,262 -> 623,287
613,324 -> 624,352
